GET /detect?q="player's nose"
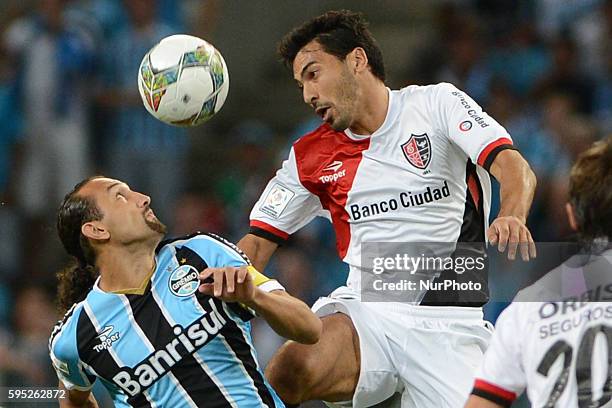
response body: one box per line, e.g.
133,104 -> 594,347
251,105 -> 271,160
303,84 -> 317,105
136,192 -> 151,208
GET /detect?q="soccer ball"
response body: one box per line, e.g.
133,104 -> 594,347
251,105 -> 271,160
138,34 -> 229,127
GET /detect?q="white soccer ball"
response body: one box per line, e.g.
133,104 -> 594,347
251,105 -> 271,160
138,34 -> 229,127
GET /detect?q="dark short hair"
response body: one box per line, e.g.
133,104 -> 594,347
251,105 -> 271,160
569,137 -> 612,243
278,10 -> 385,82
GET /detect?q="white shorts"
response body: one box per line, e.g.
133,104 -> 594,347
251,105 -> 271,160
312,287 -> 494,408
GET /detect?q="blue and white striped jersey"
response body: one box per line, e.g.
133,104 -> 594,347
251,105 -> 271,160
49,232 -> 285,408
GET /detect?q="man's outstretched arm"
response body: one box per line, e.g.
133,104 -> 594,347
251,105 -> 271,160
488,149 -> 537,261
464,395 -> 504,408
199,265 -> 322,344
238,234 -> 279,272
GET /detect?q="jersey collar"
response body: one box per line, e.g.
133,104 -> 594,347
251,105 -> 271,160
343,87 -> 398,141
92,260 -> 158,296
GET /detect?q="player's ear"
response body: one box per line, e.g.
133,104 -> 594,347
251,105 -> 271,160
565,202 -> 579,232
82,221 -> 110,241
348,47 -> 368,74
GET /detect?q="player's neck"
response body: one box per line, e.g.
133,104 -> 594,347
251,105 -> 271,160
348,80 -> 389,136
96,244 -> 157,293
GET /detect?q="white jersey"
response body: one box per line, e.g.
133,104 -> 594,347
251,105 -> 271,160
250,83 -> 515,297
472,249 -> 612,407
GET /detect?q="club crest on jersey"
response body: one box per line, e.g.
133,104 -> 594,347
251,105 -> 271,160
401,134 -> 431,170
169,264 -> 199,297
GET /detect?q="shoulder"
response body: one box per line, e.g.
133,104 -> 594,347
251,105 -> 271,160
292,123 -> 368,179
392,83 -> 462,116
395,82 -> 459,99
157,231 -> 250,265
495,301 -> 540,339
49,301 -> 86,358
292,123 -> 344,154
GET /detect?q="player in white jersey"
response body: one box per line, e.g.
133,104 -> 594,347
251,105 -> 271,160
225,10 -> 537,407
466,138 -> 612,408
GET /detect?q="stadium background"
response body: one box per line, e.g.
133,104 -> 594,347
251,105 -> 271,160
0,0 -> 609,406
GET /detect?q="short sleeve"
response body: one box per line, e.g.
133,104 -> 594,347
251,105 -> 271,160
49,308 -> 96,391
249,147 -> 323,244
433,83 -> 516,172
472,304 -> 526,406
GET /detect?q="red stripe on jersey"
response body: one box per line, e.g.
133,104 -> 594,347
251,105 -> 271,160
293,124 -> 370,259
473,379 -> 517,402
249,220 -> 290,240
467,172 -> 481,211
477,138 -> 513,168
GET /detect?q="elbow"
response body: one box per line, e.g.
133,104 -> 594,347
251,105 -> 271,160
305,317 -> 323,344
526,162 -> 537,190
295,314 -> 322,345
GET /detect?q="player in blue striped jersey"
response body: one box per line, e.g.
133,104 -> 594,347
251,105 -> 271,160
49,176 -> 322,407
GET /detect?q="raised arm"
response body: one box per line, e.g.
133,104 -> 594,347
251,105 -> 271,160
488,149 -> 537,260
464,395 -> 504,408
199,266 -> 322,344
237,234 -> 279,272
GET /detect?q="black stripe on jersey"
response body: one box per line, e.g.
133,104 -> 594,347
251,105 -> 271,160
248,226 -> 287,245
471,388 -> 513,408
76,308 -> 151,408
177,245 -> 255,322
49,303 -> 79,352
214,300 -> 277,408
125,289 -> 231,407
457,161 -> 488,305
178,245 -> 272,406
421,161 -> 488,307
482,144 -> 517,173
459,161 -> 485,243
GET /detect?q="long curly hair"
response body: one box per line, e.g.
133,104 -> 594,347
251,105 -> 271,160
56,176 -> 105,313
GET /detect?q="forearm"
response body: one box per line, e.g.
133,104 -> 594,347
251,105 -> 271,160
244,290 -> 322,344
464,395 -> 503,408
491,150 -> 537,223
237,234 -> 278,272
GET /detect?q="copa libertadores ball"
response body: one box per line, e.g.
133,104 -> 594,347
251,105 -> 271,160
138,34 -> 229,126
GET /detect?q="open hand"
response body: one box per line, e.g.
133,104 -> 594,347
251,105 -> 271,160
487,216 -> 536,261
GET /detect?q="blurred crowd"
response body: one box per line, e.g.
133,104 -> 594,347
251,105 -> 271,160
0,0 -> 609,405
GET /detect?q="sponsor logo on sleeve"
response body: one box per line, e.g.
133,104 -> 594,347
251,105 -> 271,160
459,120 -> 472,131
451,91 -> 490,128
401,134 -> 431,170
260,183 -> 295,218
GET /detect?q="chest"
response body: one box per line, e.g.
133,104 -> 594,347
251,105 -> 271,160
302,116 -> 463,204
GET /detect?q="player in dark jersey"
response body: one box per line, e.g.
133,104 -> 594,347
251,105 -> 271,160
465,137 -> 612,408
49,176 -> 321,407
